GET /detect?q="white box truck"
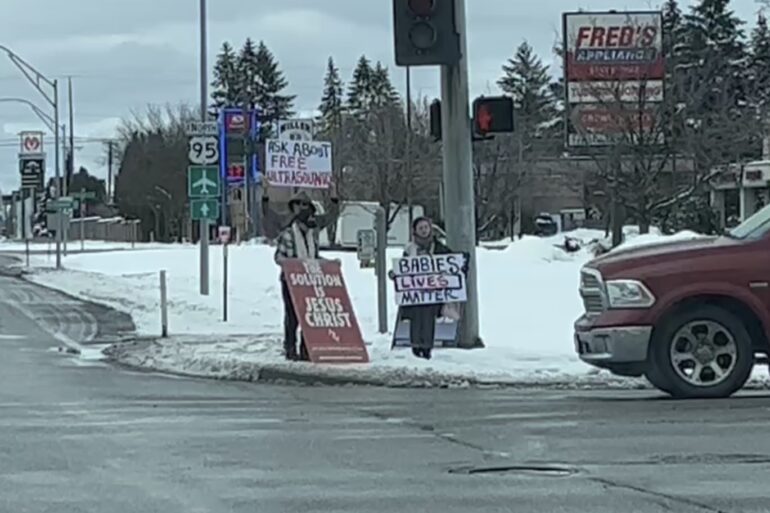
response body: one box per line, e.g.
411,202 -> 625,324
317,201 -> 424,249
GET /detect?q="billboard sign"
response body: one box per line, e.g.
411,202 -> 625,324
563,10 -> 664,148
567,104 -> 663,146
564,11 -> 663,83
20,131 -> 44,155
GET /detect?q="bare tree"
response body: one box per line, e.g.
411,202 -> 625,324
114,103 -> 198,241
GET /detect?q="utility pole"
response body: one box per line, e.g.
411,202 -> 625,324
53,79 -> 62,270
67,76 -> 74,195
439,0 -> 480,347
61,124 -> 68,256
198,0 -> 210,295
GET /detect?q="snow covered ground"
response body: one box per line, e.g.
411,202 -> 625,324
15,226 -> 761,388
0,239 -> 170,252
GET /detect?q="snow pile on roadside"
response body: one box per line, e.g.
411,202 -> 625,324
21,227 -> 697,386
105,335 -> 649,388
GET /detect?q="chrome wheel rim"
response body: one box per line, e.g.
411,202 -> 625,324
669,320 -> 738,387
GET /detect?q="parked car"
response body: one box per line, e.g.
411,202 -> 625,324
575,204 -> 770,398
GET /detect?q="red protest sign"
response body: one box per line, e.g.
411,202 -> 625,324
281,259 -> 369,363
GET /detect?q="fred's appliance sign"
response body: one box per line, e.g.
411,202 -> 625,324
564,11 -> 663,82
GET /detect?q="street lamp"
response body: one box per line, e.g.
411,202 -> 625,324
0,97 -> 54,131
0,44 -> 62,269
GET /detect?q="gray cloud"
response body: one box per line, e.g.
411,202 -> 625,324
0,0 -> 760,193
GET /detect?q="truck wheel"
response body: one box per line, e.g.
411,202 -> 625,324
649,305 -> 753,399
644,364 -> 673,395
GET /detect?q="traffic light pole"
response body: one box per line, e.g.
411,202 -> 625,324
198,0 -> 210,296
440,0 -> 480,348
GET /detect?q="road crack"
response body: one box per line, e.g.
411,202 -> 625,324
591,476 -> 730,513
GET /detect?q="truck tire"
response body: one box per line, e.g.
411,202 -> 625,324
649,305 -> 753,399
644,364 -> 673,395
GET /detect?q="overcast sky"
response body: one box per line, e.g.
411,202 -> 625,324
0,0 -> 761,194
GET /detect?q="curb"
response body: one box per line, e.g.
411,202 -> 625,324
100,352 -> 770,391
102,338 -> 660,390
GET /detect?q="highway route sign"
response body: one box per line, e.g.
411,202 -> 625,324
185,120 -> 218,136
188,166 -> 220,198
191,199 -> 220,221
188,135 -> 219,165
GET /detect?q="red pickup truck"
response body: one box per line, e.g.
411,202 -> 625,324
575,207 -> 770,398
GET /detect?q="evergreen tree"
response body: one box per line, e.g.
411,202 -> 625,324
678,0 -> 751,160
750,12 -> 770,110
210,42 -> 240,112
680,0 -> 747,96
236,38 -> 260,109
318,56 -> 345,132
347,55 -> 374,116
370,62 -> 401,109
253,40 -> 295,130
497,41 -> 557,135
662,0 -> 684,59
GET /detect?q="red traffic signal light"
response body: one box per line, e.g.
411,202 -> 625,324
472,96 -> 514,136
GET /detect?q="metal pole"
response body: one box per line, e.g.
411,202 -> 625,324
20,188 -> 25,241
61,124 -> 68,256
223,240 -> 229,322
440,0 -> 479,348
68,76 -> 74,194
406,66 -> 414,238
53,80 -> 62,270
198,0 -> 210,295
80,189 -> 85,251
160,270 -> 168,337
107,142 -> 114,203
375,207 -> 388,334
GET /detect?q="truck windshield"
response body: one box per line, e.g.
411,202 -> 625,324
729,203 -> 770,239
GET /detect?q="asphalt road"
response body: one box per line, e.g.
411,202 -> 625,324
1,262 -> 770,512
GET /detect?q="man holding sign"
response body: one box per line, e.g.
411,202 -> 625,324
390,217 -> 469,359
273,190 -> 340,360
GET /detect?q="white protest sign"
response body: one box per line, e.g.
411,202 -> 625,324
265,139 -> 332,189
391,253 -> 468,306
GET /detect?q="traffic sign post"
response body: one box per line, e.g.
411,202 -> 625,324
188,166 -> 221,197
190,199 -> 219,220
71,189 -> 97,250
356,228 -> 376,268
187,121 -> 220,296
218,225 -> 232,323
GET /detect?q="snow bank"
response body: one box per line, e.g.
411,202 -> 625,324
17,227 -> 714,386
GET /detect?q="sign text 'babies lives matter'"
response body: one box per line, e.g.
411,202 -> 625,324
266,139 -> 332,189
392,253 -> 468,306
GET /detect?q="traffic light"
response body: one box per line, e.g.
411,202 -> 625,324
472,96 -> 514,136
392,0 -> 461,67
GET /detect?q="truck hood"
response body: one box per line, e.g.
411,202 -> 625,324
589,236 -> 728,275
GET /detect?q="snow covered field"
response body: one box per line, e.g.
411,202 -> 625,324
11,227 -> 733,387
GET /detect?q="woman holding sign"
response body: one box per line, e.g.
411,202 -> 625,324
400,217 -> 453,360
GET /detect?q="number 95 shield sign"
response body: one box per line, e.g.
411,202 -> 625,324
188,135 -> 219,165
